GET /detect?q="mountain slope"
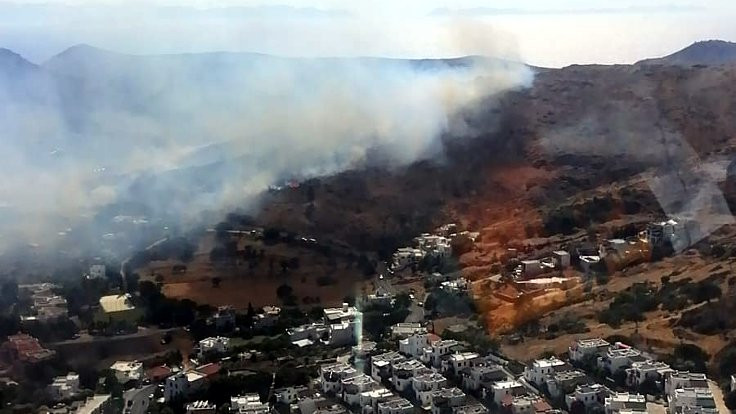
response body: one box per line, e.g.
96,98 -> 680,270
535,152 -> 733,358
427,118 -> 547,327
637,40 -> 736,66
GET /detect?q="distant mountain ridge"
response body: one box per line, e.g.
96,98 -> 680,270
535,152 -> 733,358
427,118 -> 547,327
637,40 -> 736,66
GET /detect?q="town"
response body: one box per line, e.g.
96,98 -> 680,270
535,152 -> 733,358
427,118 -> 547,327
0,215 -> 733,414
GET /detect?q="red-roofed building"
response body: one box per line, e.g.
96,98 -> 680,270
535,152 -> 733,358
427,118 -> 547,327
195,363 -> 220,379
146,365 -> 173,382
1,334 -> 55,364
427,333 -> 442,343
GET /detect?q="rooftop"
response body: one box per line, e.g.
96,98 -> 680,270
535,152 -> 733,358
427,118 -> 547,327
532,356 -> 566,369
99,294 -> 136,313
573,338 -> 610,348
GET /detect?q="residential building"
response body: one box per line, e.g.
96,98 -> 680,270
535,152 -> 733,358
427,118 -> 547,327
430,387 -> 466,414
198,336 -> 230,357
392,247 -> 424,270
413,372 -> 448,408
95,294 -> 141,323
320,362 -> 358,394
76,395 -> 112,414
145,365 -> 172,382
665,371 -> 709,398
669,388 -> 718,414
328,320 -> 359,346
359,387 -> 394,414
353,341 -> 377,360
460,364 -> 506,393
544,370 -> 588,399
371,352 -> 405,382
597,344 -> 644,373
399,333 -> 430,358
366,288 -> 393,307
625,360 -> 673,388
122,385 -> 155,414
288,322 -> 328,342
521,260 -> 543,278
342,374 -> 377,406
186,401 -> 216,414
441,279 -> 468,293
274,386 -> 309,405
511,395 -> 554,414
569,338 -> 610,363
254,306 -> 281,328
212,306 -> 236,329
453,404 -> 489,414
48,373 -> 80,401
1,333 -> 56,363
391,359 -> 425,392
442,352 -> 482,376
163,370 -> 206,402
524,357 -> 568,385
604,392 -> 647,414
377,397 -> 413,414
420,340 -> 460,367
231,394 -> 270,414
566,384 -> 609,409
489,380 -> 526,404
552,251 -> 570,268
323,304 -> 359,324
19,283 -> 68,323
390,323 -> 427,338
110,361 -> 143,384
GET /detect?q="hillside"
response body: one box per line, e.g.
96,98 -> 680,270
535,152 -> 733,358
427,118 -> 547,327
638,40 -> 736,66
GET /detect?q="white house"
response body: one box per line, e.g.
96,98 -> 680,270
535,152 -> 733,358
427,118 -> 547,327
359,387 -> 394,414
390,359 -> 425,392
664,371 -> 709,398
604,392 -> 646,414
544,370 -> 588,399
110,361 -> 144,384
390,323 -> 427,338
122,385 -> 155,414
566,384 -> 608,409
420,340 -> 460,367
399,333 -> 430,358
412,372 -> 447,408
341,374 -> 377,406
377,397 -> 414,414
253,306 -> 281,328
231,393 -> 270,414
523,357 -> 567,385
442,352 -> 482,376
430,387 -> 466,414
552,251 -> 570,268
371,352 -> 406,382
489,380 -> 525,405
461,365 -> 506,393
274,386 -> 309,405
668,388 -> 718,414
597,344 -> 644,373
328,320 -> 358,346
625,360 -> 673,388
48,373 -> 80,401
198,336 -> 231,357
320,362 -> 358,394
569,338 -> 610,363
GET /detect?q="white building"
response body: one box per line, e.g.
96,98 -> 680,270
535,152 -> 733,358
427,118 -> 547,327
48,373 -> 80,401
360,387 -> 395,414
76,395 -> 112,414
320,362 -> 358,394
490,380 -> 526,405
366,289 -> 393,307
122,385 -> 155,414
412,372 -> 448,408
110,361 -> 144,384
231,394 -> 270,414
544,370 -> 588,399
399,333 -> 430,358
198,336 -> 231,357
420,340 -> 460,367
454,404 -> 488,414
604,392 -> 647,414
254,306 -> 281,328
625,360 -> 673,388
341,374 -> 378,406
566,384 -> 609,409
163,371 -> 206,402
552,251 -> 570,268
377,397 -> 414,414
391,359 -> 426,392
392,247 -> 424,270
289,322 -> 328,342
442,352 -> 482,376
669,388 -> 718,414
524,357 -> 568,385
665,371 -> 709,398
430,387 -> 466,414
390,323 -> 427,338
274,386 -> 308,405
569,338 -> 610,363
597,344 -> 644,373
371,352 -> 406,382
186,400 -> 216,414
328,320 -> 359,346
461,365 -> 506,393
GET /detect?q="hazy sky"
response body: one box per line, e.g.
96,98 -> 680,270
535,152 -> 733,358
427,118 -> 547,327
2,0 -> 736,67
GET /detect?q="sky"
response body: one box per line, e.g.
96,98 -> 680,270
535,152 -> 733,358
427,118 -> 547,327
1,0 -> 736,67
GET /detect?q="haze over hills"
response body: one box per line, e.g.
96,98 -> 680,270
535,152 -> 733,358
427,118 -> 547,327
637,39 -> 736,66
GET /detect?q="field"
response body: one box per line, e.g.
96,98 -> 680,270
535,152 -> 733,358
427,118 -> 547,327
136,232 -> 373,309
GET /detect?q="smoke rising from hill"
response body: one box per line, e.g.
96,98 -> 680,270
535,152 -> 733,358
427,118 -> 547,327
0,44 -> 533,254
